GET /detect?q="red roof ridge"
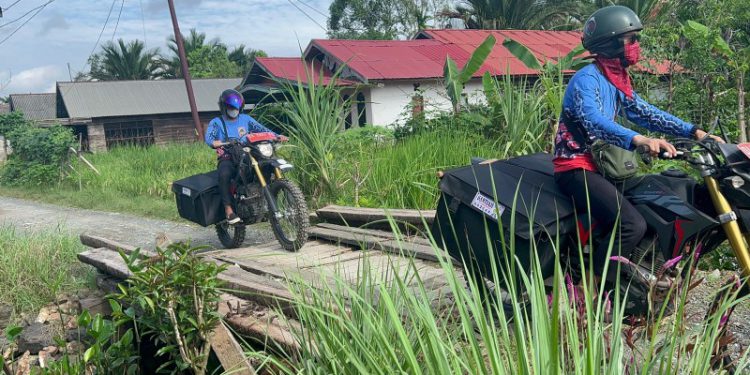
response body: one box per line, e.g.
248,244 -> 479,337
256,56 -> 303,61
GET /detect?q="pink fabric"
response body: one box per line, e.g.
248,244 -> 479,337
595,56 -> 633,99
623,41 -> 641,67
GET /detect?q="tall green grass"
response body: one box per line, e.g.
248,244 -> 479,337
335,130 -> 498,209
0,143 -> 215,220
70,142 -> 214,200
249,218 -> 749,374
0,225 -> 93,318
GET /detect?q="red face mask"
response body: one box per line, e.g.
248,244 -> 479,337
623,40 -> 641,66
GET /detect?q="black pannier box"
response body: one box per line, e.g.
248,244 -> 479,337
172,170 -> 223,227
431,153 -> 576,280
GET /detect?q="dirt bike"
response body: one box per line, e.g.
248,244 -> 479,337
213,133 -> 309,251
432,135 -> 750,319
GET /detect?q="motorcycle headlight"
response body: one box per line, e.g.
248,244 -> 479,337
258,143 -> 274,158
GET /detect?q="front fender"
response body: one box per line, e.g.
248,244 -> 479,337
271,158 -> 294,171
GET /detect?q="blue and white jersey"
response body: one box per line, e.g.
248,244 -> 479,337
204,114 -> 276,146
554,64 -> 696,160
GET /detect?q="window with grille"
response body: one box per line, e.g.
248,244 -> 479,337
104,120 -> 154,148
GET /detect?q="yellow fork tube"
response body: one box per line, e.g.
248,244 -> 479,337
705,176 -> 750,277
274,168 -> 283,180
250,156 -> 268,187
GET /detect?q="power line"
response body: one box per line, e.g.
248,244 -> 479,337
297,0 -> 327,18
286,0 -> 327,32
0,0 -> 53,29
0,0 -> 53,45
110,0 -> 124,41
3,0 -> 22,11
60,0 -> 117,88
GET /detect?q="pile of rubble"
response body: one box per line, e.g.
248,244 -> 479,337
0,292 -> 110,374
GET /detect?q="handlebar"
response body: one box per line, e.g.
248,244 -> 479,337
636,145 -> 687,165
214,135 -> 288,148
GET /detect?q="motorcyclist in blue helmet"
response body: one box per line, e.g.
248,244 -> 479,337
205,89 -> 278,225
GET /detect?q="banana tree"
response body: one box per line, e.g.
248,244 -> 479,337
444,35 -> 496,113
501,38 -> 589,131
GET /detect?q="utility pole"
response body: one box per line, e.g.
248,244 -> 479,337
167,0 -> 204,140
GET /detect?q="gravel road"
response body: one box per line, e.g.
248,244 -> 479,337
0,196 -> 274,250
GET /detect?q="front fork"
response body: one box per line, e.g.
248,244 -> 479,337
249,155 -> 284,217
705,176 -> 750,278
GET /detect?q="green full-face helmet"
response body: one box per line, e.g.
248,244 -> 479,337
582,5 -> 643,58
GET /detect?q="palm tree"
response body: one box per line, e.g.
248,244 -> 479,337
88,39 -> 162,80
590,0 -> 675,23
163,29 -> 224,78
228,45 -> 267,77
444,0 -> 585,30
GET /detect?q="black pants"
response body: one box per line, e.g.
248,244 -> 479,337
555,169 -> 647,276
217,159 -> 236,207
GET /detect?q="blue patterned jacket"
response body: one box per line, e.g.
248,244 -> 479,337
553,64 -> 696,160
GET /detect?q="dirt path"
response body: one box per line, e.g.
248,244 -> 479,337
0,196 -> 274,250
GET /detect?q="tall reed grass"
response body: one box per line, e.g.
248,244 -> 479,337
249,216 -> 749,374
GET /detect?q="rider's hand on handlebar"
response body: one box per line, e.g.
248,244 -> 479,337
632,135 -> 677,158
695,129 -> 725,144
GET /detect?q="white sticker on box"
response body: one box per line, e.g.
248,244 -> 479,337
182,187 -> 192,197
470,191 -> 503,220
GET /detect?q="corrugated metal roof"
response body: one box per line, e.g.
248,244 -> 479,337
9,93 -> 57,120
243,29 -> 671,87
421,29 -> 673,75
57,78 -> 242,119
253,57 -> 357,86
307,31 -> 584,81
420,29 -> 583,77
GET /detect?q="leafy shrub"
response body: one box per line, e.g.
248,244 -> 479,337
0,123 -> 75,186
114,243 -> 226,374
334,126 -> 395,149
0,111 -> 29,136
393,107 -> 493,140
41,312 -> 139,375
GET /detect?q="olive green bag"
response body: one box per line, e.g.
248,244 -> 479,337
592,141 -> 639,181
591,96 -> 639,181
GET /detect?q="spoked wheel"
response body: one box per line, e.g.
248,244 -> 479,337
215,222 -> 246,249
269,179 -> 309,251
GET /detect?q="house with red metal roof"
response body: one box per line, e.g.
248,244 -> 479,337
240,29 -> 669,128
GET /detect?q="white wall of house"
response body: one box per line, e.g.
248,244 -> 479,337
366,78 -> 486,127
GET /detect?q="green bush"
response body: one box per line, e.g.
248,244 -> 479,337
0,122 -> 75,186
0,111 -> 29,136
114,243 -> 226,374
334,126 -> 395,149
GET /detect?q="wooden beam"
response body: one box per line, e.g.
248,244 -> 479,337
315,223 -> 436,247
308,226 -> 459,266
209,320 -> 257,375
79,234 -> 155,257
77,248 -> 133,279
219,294 -> 301,354
315,205 -> 435,229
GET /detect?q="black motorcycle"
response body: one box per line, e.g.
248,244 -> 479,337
432,136 -> 750,316
213,132 -> 309,251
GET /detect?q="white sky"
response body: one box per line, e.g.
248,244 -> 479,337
0,0 -> 332,96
